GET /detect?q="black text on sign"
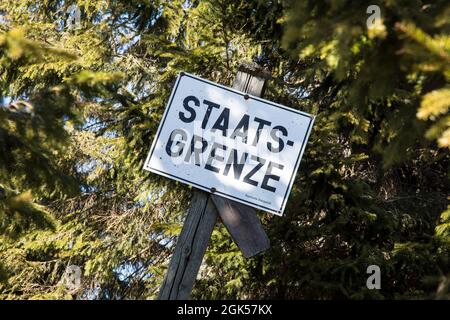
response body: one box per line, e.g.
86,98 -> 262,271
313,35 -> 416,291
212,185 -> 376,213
144,73 -> 314,215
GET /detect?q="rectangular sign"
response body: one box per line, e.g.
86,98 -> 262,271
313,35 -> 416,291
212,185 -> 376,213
144,72 -> 314,215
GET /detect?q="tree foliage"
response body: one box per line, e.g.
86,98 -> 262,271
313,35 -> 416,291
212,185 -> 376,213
0,0 -> 449,299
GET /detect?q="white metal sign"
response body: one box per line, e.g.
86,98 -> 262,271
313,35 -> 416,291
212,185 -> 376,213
144,73 -> 314,215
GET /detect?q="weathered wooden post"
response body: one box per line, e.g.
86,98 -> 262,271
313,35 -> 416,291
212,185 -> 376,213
158,63 -> 271,300
157,190 -> 217,300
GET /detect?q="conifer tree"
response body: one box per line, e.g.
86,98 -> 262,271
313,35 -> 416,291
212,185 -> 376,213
0,0 -> 448,299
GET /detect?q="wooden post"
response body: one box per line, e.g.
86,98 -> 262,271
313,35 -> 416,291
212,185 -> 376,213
158,63 -> 271,300
212,63 -> 271,258
158,190 -> 217,300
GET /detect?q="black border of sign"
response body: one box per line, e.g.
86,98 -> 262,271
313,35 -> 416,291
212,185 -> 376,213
143,72 -> 315,215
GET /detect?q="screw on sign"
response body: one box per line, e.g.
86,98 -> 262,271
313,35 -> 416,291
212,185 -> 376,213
144,64 -> 315,299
